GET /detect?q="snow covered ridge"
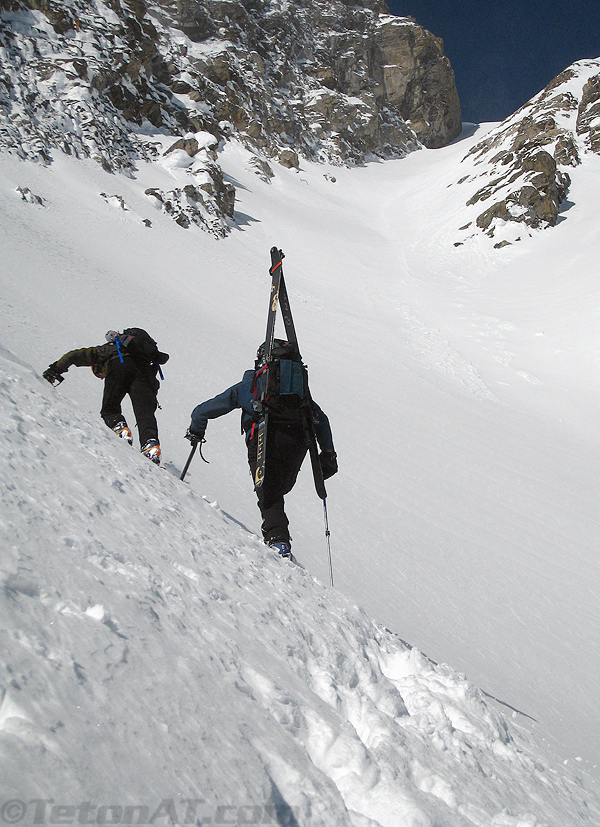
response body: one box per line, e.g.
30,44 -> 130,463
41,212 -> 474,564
454,59 -> 600,247
2,353 -> 600,824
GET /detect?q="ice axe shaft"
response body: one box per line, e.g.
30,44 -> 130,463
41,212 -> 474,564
180,444 -> 197,481
180,440 -> 209,481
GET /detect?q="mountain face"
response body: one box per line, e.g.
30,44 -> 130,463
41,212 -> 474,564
0,0 -> 461,234
455,59 -> 600,246
3,113 -> 600,820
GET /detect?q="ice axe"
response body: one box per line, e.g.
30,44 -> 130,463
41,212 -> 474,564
180,435 -> 209,481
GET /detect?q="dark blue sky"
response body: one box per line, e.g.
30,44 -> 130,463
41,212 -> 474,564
387,1 -> 600,123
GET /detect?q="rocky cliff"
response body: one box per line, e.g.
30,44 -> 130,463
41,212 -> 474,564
455,59 -> 600,246
0,0 -> 461,234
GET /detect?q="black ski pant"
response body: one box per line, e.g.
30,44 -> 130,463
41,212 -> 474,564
101,359 -> 159,447
247,423 -> 307,545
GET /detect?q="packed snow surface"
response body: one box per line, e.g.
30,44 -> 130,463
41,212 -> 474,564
1,118 -> 600,825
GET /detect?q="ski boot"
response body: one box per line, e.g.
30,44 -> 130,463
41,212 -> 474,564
141,439 -> 161,465
112,420 -> 133,445
269,541 -> 294,561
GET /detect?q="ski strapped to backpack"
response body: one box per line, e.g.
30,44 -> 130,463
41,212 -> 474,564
253,248 -> 327,501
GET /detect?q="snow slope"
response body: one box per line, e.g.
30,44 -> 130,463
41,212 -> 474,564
1,110 -> 600,821
1,343 -> 599,826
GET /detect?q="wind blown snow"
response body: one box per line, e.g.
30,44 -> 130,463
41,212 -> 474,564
1,114 -> 600,824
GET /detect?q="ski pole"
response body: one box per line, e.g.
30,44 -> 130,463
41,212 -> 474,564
323,498 -> 334,587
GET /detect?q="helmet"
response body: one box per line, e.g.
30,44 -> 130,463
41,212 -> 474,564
256,339 -> 299,366
105,330 -> 120,343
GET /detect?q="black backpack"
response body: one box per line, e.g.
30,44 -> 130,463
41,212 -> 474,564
118,328 -> 169,365
253,339 -> 309,423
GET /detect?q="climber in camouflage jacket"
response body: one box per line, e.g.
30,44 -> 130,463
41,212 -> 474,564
44,329 -> 168,463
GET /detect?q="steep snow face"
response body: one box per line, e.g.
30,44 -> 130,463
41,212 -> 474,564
2,61 -> 600,818
1,347 -> 599,827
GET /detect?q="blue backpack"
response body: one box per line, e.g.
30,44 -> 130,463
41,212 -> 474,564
252,339 -> 309,422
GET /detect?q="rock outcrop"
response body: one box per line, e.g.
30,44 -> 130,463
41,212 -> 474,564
374,16 -> 461,149
149,0 -> 461,161
455,59 -> 600,243
577,73 -> 600,153
0,0 -> 462,235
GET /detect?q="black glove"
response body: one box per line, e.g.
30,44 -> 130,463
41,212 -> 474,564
185,426 -> 205,445
43,364 -> 65,385
319,449 -> 338,480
